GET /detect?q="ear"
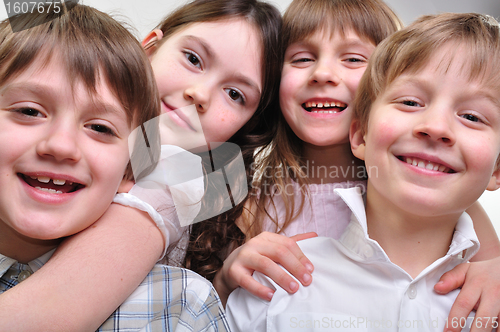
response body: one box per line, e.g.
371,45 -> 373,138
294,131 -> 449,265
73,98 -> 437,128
142,29 -> 163,56
486,165 -> 500,191
350,120 -> 366,161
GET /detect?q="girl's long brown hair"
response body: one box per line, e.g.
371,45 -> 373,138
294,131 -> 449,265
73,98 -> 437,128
161,0 -> 283,281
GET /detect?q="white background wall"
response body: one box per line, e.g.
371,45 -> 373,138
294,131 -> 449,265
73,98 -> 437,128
0,0 -> 498,234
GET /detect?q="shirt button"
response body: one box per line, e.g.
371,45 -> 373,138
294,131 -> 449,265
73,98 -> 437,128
407,284 -> 417,299
18,270 -> 32,283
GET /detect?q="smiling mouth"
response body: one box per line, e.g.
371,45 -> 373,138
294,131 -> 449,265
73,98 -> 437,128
19,174 -> 85,194
163,102 -> 197,132
302,101 -> 347,113
397,156 -> 456,174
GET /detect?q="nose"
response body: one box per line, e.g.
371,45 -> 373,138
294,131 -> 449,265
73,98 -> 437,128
36,120 -> 81,162
309,60 -> 341,86
183,83 -> 211,113
412,105 -> 456,146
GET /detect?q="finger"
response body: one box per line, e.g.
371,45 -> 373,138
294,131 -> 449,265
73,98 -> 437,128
238,273 -> 275,301
290,232 -> 318,242
290,232 -> 317,273
247,251 -> 305,293
434,263 -> 469,295
469,289 -> 500,332
444,287 -> 481,332
261,235 -> 313,285
469,309 -> 498,332
469,309 -> 499,332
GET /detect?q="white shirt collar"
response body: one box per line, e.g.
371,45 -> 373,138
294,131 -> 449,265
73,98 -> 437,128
334,187 -> 480,262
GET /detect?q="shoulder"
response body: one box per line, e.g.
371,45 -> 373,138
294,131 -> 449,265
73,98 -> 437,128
101,265 -> 229,332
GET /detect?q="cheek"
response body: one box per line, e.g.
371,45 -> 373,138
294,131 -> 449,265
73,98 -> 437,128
279,70 -> 300,102
345,71 -> 365,97
93,146 -> 129,184
464,140 -> 498,174
0,131 -> 32,167
367,118 -> 399,147
152,62 -> 181,91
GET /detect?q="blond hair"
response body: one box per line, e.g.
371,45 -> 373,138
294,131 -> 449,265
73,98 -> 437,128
354,12 -> 500,134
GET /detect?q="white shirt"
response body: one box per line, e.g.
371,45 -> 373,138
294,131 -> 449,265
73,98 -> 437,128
226,187 -> 480,332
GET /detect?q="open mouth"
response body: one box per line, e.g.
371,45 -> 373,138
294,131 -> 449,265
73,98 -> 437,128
19,174 -> 85,194
396,156 -> 456,174
302,101 -> 347,113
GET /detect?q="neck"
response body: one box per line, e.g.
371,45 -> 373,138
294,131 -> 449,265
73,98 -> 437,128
364,181 -> 461,278
301,142 -> 366,184
0,220 -> 60,264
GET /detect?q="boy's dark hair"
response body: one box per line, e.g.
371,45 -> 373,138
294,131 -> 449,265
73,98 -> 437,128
0,3 -> 161,180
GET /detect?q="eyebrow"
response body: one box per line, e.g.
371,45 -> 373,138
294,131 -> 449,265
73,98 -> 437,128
184,35 -> 214,59
391,76 -> 500,109
475,90 -> 500,111
182,35 -> 261,96
0,82 -> 54,99
0,82 -> 126,119
342,38 -> 374,50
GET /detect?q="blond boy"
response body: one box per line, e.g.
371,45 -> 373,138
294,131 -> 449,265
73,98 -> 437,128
227,12 -> 500,332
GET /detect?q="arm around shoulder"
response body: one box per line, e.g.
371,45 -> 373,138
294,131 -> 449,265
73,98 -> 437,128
0,203 -> 164,332
466,201 -> 500,261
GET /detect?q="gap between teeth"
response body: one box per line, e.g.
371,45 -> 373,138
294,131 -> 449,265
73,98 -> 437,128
405,158 -> 448,173
30,176 -> 70,186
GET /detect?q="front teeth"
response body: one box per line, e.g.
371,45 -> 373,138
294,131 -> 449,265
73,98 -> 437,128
311,110 -> 338,114
35,187 -> 63,194
30,176 -> 68,186
305,101 -> 346,108
405,157 -> 449,173
35,176 -> 50,183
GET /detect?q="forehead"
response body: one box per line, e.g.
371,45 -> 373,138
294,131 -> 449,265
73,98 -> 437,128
155,18 -> 263,90
161,17 -> 262,54
2,54 -> 126,115
403,44 -> 500,94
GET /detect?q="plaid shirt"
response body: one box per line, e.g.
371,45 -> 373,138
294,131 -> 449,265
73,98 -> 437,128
0,253 -> 229,332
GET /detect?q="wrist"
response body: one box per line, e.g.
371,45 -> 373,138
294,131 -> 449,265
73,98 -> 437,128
213,270 -> 231,307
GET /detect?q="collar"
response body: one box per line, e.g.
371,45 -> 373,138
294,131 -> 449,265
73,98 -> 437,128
0,249 -> 55,278
334,187 -> 480,262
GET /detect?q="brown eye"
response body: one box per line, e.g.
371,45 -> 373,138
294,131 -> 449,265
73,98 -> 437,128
224,88 -> 245,104
184,52 -> 201,69
229,89 -> 240,100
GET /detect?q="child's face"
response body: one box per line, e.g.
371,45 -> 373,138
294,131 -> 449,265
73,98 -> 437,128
147,18 -> 263,147
280,29 -> 375,147
0,55 -> 132,241
353,49 -> 500,217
